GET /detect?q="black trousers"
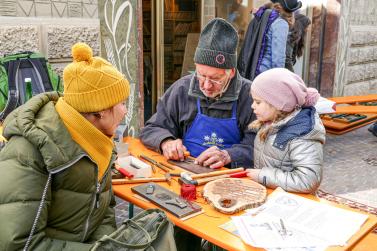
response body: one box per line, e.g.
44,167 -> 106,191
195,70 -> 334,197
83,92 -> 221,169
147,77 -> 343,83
174,226 -> 202,251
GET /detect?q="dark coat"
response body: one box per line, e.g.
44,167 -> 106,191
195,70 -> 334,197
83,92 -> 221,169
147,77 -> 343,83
140,72 -> 256,168
238,9 -> 273,80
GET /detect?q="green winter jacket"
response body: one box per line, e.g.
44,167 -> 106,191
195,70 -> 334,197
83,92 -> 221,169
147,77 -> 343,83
0,92 -> 117,250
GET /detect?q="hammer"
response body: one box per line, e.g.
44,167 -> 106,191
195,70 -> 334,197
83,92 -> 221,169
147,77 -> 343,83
181,167 -> 245,181
179,170 -> 248,186
179,174 -> 228,185
112,173 -> 171,185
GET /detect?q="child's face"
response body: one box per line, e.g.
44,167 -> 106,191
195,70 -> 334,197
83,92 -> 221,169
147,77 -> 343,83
251,94 -> 278,122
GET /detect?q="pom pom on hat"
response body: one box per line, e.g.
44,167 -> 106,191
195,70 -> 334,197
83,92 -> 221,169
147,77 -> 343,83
63,42 -> 130,112
72,42 -> 93,62
251,68 -> 320,112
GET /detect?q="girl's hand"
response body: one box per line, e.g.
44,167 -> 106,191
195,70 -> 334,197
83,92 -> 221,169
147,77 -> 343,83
246,169 -> 261,182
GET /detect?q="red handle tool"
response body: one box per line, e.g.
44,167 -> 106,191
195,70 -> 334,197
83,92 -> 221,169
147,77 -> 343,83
115,164 -> 134,179
229,171 -> 248,178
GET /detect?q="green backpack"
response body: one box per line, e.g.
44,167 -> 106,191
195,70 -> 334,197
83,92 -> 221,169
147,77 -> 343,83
91,209 -> 177,251
0,51 -> 62,121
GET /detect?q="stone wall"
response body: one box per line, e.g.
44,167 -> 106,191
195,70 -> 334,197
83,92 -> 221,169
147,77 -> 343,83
0,0 -> 100,78
0,0 -> 143,135
334,0 -> 377,96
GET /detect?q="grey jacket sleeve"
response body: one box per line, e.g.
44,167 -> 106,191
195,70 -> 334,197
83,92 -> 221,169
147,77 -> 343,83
258,138 -> 323,193
140,87 -> 180,152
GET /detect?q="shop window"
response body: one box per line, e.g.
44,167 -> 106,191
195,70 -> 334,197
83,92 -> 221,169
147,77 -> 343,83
164,0 -> 201,91
215,0 -> 253,50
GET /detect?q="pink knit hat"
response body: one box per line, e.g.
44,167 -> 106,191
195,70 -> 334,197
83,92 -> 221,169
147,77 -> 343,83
251,68 -> 319,112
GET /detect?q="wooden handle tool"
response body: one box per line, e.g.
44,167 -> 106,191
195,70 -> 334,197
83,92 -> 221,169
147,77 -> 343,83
112,173 -> 171,185
112,177 -> 167,185
188,171 -> 249,186
194,174 -> 229,185
190,167 -> 244,180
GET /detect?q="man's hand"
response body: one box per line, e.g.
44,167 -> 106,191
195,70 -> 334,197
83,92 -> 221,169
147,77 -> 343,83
160,139 -> 187,161
195,146 -> 231,169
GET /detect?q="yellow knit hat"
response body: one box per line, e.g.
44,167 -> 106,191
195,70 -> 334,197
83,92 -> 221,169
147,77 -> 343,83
63,42 -> 130,112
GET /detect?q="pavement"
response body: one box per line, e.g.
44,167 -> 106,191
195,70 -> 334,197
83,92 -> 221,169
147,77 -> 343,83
114,124 -> 377,225
319,124 -> 377,208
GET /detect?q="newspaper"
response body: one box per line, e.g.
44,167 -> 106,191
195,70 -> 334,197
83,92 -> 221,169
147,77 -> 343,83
232,216 -> 328,249
229,188 -> 368,249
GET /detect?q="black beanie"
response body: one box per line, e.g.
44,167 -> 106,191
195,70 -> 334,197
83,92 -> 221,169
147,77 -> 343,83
276,0 -> 302,12
194,18 -> 238,69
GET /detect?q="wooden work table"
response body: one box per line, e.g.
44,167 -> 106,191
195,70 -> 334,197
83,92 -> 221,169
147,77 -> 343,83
113,137 -> 377,251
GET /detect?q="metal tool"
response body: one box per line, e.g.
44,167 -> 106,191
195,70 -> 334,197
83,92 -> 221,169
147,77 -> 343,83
139,154 -> 157,173
155,162 -> 171,172
139,154 -> 157,165
138,154 -> 176,173
158,162 -> 175,170
166,197 -> 187,209
146,184 -> 155,194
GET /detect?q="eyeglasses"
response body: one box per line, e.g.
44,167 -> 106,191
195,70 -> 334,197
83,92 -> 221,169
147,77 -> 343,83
195,72 -> 225,86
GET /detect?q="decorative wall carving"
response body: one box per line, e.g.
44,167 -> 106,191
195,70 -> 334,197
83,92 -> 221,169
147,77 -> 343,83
99,0 -> 142,137
0,0 -> 98,18
0,1 -> 17,16
1,0 -> 143,135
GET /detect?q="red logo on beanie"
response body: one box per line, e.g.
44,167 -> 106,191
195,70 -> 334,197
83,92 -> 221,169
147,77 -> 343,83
215,54 -> 225,65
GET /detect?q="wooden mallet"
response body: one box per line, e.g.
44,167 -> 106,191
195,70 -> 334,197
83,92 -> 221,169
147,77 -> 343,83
112,173 -> 171,185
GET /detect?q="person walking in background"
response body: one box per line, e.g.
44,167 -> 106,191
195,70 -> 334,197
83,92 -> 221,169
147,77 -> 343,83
247,68 -> 325,194
238,0 -> 302,80
285,13 -> 312,72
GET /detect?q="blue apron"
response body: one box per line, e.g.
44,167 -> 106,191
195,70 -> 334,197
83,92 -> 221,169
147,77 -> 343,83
183,98 -> 241,157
